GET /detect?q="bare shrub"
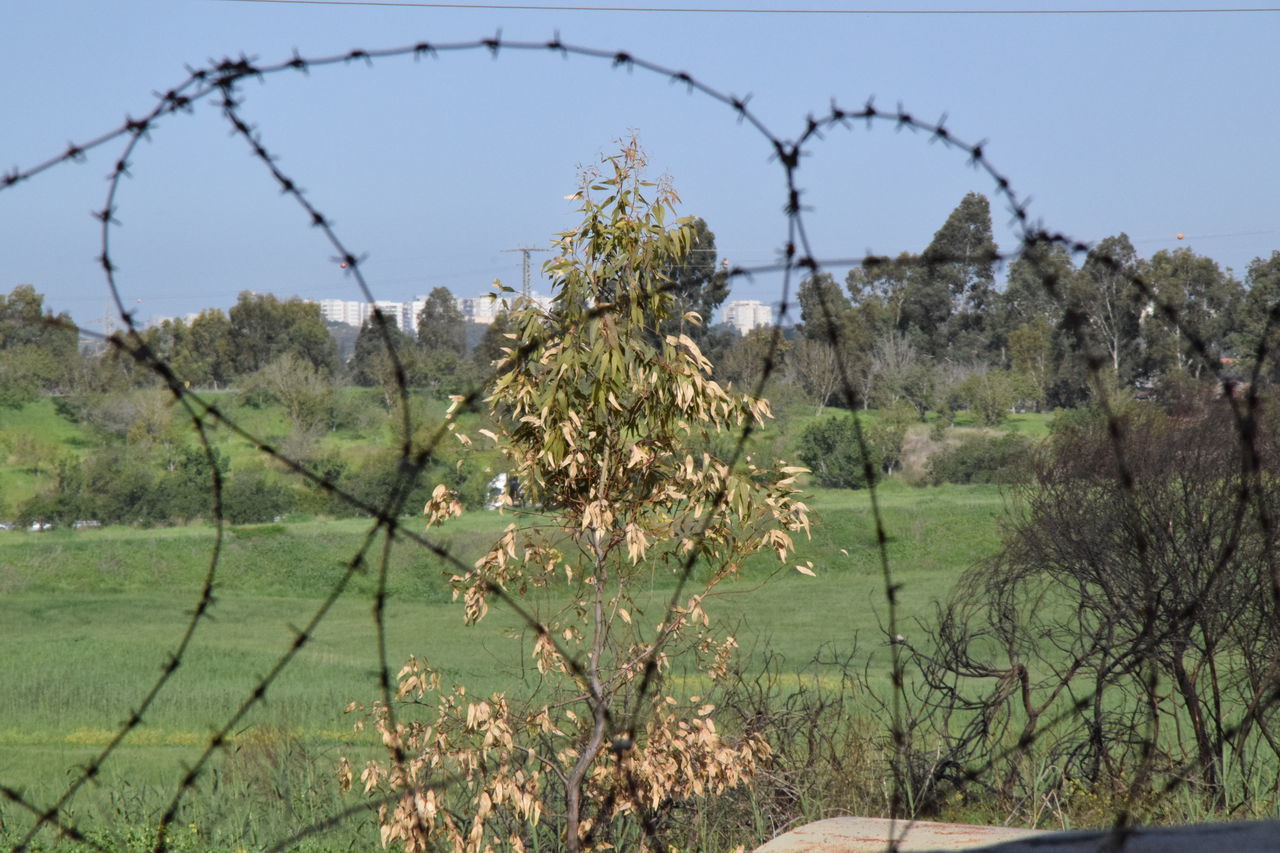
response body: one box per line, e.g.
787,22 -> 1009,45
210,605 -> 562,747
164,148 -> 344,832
899,396 -> 1280,822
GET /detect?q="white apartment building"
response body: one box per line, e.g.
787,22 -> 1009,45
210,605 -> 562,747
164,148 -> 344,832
318,298 -> 371,328
721,300 -> 774,336
457,295 -> 501,325
316,291 -> 553,336
374,300 -> 411,333
408,295 -> 428,335
317,298 -> 412,334
459,292 -> 552,324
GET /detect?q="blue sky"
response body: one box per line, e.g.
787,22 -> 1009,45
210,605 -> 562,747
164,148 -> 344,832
3,1 -> 1277,333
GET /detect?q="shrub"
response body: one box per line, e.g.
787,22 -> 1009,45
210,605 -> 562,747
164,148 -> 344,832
925,432 -> 1032,485
797,415 -> 876,488
797,404 -> 913,488
223,469 -> 296,525
955,369 -> 1034,427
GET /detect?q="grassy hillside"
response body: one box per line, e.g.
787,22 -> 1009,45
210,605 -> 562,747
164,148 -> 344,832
0,398 -> 97,515
1,391 -> 1051,522
0,389 -> 508,524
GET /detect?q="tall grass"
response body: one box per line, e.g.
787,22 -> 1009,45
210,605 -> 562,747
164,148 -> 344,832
0,485 -> 1010,849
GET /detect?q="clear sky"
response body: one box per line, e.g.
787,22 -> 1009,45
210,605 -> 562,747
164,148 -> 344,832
3,0 -> 1277,333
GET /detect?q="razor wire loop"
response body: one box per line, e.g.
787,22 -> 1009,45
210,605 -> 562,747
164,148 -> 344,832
1,34 -> 1274,853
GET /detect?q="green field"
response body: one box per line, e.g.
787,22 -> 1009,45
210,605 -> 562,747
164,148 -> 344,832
0,483 -> 1009,850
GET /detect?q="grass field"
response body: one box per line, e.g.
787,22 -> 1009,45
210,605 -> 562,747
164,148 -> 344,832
0,482 -> 1009,850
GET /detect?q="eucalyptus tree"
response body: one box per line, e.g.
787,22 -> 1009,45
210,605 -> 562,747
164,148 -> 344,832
659,216 -> 729,341
912,192 -> 999,359
349,139 -> 811,853
1072,233 -> 1145,383
1140,247 -> 1241,380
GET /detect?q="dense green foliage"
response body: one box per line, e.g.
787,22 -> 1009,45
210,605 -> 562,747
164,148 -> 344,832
4,197 -> 1277,446
786,199 -> 1264,422
0,285 -> 79,409
925,432 -> 1033,485
658,216 -> 730,341
796,404 -> 915,489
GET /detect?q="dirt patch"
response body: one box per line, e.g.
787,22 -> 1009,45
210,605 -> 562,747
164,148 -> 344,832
899,425 -> 944,483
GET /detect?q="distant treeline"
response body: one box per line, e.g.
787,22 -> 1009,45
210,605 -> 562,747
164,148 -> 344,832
4,196 -> 1279,526
5,197 -> 1279,421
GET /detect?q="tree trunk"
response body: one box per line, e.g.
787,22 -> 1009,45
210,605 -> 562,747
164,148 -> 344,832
1172,649 -> 1221,800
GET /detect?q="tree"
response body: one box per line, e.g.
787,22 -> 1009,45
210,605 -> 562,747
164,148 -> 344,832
1230,251 -> 1280,381
1000,240 -> 1073,321
227,291 -> 337,378
470,307 -> 508,364
155,444 -> 229,522
1139,248 -> 1241,381
796,272 -> 872,409
327,319 -> 362,370
846,252 -> 919,337
658,216 -> 729,341
349,139 -> 811,853
796,403 -> 912,488
796,414 -> 873,489
1006,316 -> 1053,411
415,286 -> 466,357
465,305 -> 513,379
414,286 -> 466,394
177,308 -> 235,388
0,284 -> 79,407
904,400 -> 1280,813
924,192 -> 998,312
867,331 -> 939,418
955,368 -> 1030,427
241,353 -> 336,434
911,193 -> 999,357
350,314 -> 419,397
995,238 -> 1075,365
1072,233 -> 1145,383
716,325 -> 789,392
788,338 -> 841,416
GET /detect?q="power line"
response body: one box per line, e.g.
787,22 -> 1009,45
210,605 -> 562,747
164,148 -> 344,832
211,1 -> 1280,14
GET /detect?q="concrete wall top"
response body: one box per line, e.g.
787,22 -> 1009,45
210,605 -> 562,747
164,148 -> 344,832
753,816 -> 1280,852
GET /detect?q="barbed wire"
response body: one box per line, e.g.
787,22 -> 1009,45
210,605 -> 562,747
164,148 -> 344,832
1,33 -> 1276,853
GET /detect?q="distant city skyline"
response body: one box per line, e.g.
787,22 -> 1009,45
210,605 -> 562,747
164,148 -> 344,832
147,289 -> 776,338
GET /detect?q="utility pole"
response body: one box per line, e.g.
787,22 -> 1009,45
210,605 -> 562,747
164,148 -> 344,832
502,246 -> 550,298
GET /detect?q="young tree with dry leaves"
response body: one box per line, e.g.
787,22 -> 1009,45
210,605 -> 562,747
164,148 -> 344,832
344,139 -> 811,853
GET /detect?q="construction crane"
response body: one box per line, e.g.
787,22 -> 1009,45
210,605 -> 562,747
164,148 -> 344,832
502,246 -> 550,298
